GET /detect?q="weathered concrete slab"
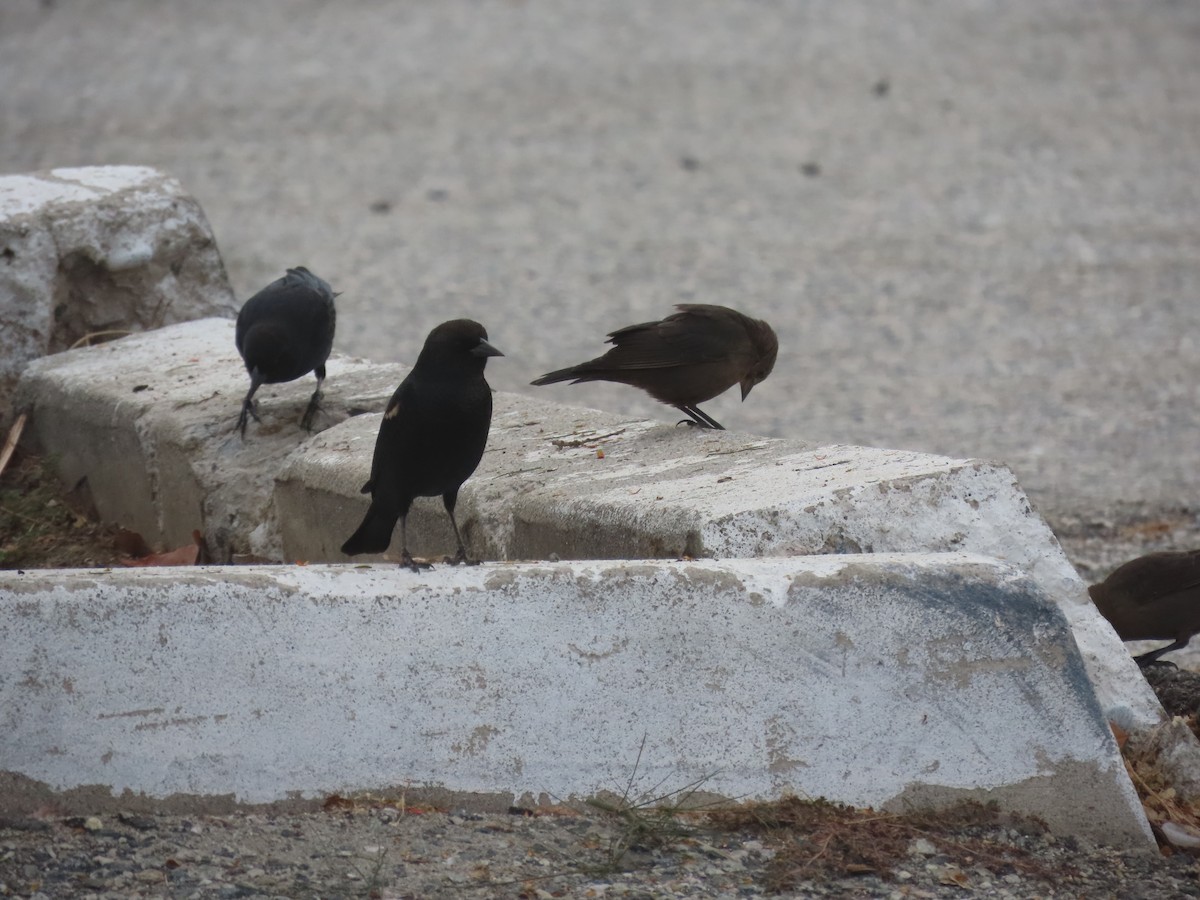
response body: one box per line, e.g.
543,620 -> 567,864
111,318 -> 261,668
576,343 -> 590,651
15,317 -> 1166,727
284,402 -> 1162,729
0,166 -> 237,425
17,318 -> 406,561
0,555 -> 1152,847
286,407 -> 1044,567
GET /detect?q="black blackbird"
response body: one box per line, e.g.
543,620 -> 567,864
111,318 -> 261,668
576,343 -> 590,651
340,319 -> 502,571
1088,549 -> 1200,666
530,304 -> 778,429
235,266 -> 337,438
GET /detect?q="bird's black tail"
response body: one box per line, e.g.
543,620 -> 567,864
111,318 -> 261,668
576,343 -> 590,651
340,503 -> 399,556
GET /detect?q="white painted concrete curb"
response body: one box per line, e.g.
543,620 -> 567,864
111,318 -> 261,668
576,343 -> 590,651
0,556 -> 1152,847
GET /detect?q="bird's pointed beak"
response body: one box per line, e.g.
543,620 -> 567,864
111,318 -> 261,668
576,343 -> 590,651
473,338 -> 504,358
740,378 -> 755,401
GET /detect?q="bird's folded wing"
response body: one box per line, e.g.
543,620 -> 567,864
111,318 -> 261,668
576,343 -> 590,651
603,312 -> 743,369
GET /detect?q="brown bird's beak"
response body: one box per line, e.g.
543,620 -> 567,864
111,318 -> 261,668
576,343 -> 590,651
472,338 -> 504,358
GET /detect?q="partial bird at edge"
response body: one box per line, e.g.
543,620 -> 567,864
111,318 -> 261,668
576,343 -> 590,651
1088,548 -> 1200,666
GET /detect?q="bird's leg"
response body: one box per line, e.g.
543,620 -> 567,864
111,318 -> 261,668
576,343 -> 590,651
397,515 -> 432,573
1134,637 -> 1190,668
674,405 -> 725,430
689,405 -> 726,429
237,371 -> 264,439
441,493 -> 478,565
300,366 -> 326,432
399,548 -> 432,573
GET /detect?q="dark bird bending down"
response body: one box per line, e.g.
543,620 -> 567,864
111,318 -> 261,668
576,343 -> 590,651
235,266 -> 337,438
1088,549 -> 1200,666
341,319 -> 502,571
530,304 -> 778,430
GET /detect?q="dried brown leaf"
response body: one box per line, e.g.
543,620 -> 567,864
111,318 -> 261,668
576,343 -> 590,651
113,528 -> 153,559
1110,720 -> 1129,750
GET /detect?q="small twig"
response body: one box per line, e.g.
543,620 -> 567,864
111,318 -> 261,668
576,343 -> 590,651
797,830 -> 837,873
704,444 -> 771,458
623,734 -> 648,803
0,412 -> 27,481
550,428 -> 628,449
69,329 -> 131,350
171,390 -> 221,410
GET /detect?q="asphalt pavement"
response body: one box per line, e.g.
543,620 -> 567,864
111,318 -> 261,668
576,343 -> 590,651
3,0 -> 1199,521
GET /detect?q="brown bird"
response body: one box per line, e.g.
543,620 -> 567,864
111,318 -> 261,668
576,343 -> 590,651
1088,549 -> 1200,666
530,304 -> 778,430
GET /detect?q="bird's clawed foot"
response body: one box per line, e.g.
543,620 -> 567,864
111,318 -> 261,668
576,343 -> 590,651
399,548 -> 433,573
236,401 -> 262,438
300,393 -> 323,432
442,545 -> 479,566
1137,657 -> 1179,670
675,406 -> 725,430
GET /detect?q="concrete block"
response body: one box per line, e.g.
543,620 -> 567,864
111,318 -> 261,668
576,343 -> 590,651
17,318 -> 406,561
0,166 -> 237,425
0,555 -> 1152,847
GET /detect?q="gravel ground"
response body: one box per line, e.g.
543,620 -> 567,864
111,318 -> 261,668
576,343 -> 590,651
2,799 -> 1199,899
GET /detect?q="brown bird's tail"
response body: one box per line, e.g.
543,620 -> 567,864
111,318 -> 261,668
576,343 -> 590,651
340,503 -> 399,556
530,364 -> 599,386
531,366 -> 575,386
